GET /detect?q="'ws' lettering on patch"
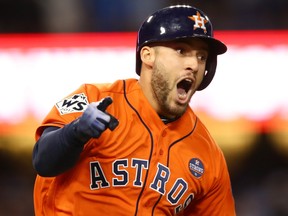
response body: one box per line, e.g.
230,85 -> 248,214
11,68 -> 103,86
56,93 -> 89,115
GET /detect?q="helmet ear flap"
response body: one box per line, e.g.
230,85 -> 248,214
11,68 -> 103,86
197,55 -> 217,91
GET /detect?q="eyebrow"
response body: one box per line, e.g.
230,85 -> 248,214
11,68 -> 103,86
148,39 -> 209,52
173,39 -> 209,51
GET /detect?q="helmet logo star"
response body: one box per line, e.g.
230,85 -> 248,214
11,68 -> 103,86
188,11 -> 208,33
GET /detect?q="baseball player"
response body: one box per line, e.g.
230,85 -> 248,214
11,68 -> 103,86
32,5 -> 236,216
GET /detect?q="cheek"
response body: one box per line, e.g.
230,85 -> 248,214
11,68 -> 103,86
160,54 -> 181,66
196,68 -> 207,84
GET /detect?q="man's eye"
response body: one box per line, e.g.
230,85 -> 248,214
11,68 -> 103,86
198,54 -> 207,62
176,48 -> 184,54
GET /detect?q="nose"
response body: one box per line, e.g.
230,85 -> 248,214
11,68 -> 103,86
185,56 -> 199,73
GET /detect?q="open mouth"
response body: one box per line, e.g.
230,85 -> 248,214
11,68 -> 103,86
177,78 -> 193,100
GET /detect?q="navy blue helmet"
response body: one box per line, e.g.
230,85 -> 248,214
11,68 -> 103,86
136,5 -> 227,90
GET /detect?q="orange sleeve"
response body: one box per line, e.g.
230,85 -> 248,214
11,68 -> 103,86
185,149 -> 236,216
34,83 -> 102,141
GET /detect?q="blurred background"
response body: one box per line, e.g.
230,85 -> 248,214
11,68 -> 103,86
0,0 -> 288,215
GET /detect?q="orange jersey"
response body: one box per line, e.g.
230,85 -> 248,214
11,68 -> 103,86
33,79 -> 236,216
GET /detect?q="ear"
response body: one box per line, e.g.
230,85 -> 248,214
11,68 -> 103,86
140,46 -> 155,69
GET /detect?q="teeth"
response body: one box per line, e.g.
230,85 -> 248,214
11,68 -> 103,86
178,92 -> 187,99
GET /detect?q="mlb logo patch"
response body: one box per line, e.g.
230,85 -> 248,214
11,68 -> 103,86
56,93 -> 89,115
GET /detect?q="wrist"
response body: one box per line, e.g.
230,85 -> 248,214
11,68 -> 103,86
66,119 -> 91,146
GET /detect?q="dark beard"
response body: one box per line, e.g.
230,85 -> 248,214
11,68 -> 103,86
151,66 -> 185,118
151,68 -> 169,105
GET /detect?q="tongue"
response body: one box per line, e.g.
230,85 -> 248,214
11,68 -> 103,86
177,88 -> 187,100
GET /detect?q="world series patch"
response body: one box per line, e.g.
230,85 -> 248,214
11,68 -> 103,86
56,93 -> 89,115
189,158 -> 204,178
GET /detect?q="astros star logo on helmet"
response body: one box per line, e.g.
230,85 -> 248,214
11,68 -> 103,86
188,11 -> 208,33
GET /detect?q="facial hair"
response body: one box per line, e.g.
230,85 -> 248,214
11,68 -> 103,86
151,63 -> 187,118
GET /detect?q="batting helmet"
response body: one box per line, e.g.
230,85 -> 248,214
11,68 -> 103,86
136,5 -> 227,90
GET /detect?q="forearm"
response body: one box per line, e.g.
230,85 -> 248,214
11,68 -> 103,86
32,121 -> 90,177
